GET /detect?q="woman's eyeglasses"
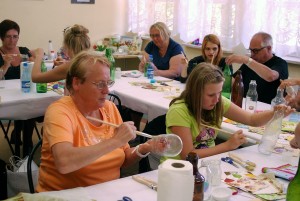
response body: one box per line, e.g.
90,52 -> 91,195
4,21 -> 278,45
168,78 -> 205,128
150,34 -> 161,38
5,35 -> 19,40
92,80 -> 115,89
248,46 -> 267,54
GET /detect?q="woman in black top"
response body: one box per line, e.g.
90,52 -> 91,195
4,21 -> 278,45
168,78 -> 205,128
0,19 -> 33,79
0,19 -> 36,156
180,34 -> 233,83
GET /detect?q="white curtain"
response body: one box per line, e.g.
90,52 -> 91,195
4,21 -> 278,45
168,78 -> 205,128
128,0 -> 300,57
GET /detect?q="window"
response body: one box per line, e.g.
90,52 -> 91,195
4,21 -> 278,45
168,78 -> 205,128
128,0 -> 300,58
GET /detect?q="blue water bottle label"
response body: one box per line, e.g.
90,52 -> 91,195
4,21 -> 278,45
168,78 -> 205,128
21,81 -> 31,92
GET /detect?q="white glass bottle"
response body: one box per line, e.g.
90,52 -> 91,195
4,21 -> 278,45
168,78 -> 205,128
271,88 -> 286,108
258,109 -> 284,155
48,40 -> 53,60
245,80 -> 258,113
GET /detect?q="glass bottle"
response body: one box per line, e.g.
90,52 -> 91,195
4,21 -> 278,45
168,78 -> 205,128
245,80 -> 258,113
36,61 -> 47,93
186,152 -> 205,201
258,109 -> 284,155
221,64 -> 232,99
48,40 -> 53,60
105,48 -> 116,81
147,54 -> 154,79
231,70 -> 244,108
286,157 -> 300,200
271,88 -> 286,108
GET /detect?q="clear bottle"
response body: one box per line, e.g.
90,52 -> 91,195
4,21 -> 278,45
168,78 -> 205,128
286,157 -> 300,200
245,80 -> 258,113
231,70 -> 244,108
258,109 -> 284,155
221,64 -> 232,99
48,40 -> 53,60
147,54 -> 154,79
186,152 -> 205,201
36,61 -> 47,93
21,62 -> 31,93
271,88 -> 286,108
105,48 -> 116,81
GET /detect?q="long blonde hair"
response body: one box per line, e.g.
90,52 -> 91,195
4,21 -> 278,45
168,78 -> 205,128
201,34 -> 223,66
170,63 -> 225,128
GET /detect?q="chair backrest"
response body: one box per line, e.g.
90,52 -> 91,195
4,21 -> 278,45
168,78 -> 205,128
27,139 -> 42,193
107,93 -> 122,112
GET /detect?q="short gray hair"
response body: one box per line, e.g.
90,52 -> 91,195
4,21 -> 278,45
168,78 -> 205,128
255,32 -> 273,47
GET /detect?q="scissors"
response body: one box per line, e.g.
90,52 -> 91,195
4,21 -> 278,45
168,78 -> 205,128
221,157 -> 239,168
117,196 -> 133,201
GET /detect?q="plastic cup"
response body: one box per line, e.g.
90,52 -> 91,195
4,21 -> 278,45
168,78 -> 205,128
151,134 -> 183,157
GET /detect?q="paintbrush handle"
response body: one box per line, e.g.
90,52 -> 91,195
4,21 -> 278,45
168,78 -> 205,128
200,123 -> 260,143
86,116 -> 153,139
229,153 -> 256,167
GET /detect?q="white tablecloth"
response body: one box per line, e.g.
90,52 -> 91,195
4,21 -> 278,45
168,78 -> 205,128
37,145 -> 297,201
0,79 -> 62,120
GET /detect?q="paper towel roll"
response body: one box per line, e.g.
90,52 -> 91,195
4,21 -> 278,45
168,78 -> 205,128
157,159 -> 194,201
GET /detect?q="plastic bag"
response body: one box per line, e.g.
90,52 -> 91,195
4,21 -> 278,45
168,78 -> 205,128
6,156 -> 39,197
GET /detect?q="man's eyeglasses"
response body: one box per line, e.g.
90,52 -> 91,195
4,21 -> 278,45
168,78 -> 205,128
5,35 -> 19,40
92,80 -> 115,89
150,34 -> 161,38
248,46 -> 267,54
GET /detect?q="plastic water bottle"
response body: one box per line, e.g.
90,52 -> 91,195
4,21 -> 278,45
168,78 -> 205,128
147,54 -> 154,79
258,109 -> 284,155
21,62 -> 31,93
245,80 -> 258,113
271,88 -> 286,108
36,61 -> 47,93
221,64 -> 232,99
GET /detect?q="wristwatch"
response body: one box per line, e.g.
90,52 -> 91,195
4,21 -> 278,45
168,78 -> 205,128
246,57 -> 253,66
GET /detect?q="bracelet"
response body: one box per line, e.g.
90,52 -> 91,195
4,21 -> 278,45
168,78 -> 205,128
246,57 -> 253,66
134,145 -> 150,158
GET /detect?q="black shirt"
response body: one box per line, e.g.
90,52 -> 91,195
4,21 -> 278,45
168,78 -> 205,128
233,54 -> 288,104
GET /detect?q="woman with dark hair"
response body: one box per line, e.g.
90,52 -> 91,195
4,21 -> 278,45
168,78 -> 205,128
0,19 -> 33,79
180,34 -> 233,83
0,19 -> 36,156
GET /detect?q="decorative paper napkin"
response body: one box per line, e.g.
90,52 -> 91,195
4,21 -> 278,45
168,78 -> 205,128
224,171 -> 285,200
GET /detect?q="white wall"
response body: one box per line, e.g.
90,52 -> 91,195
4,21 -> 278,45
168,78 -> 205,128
0,0 -> 128,51
1,0 -> 299,76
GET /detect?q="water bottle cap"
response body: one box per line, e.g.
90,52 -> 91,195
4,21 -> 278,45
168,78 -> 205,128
150,79 -> 156,83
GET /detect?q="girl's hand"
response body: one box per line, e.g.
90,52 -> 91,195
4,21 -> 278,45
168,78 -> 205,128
226,130 -> 247,150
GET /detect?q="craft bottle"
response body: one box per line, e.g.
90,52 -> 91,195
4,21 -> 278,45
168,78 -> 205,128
221,64 -> 232,99
271,88 -> 286,108
286,157 -> 300,200
245,80 -> 258,113
258,108 -> 284,155
186,152 -> 205,201
21,62 -> 31,93
231,70 -> 244,108
36,61 -> 47,93
147,54 -> 154,79
48,40 -> 53,60
105,48 -> 116,81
